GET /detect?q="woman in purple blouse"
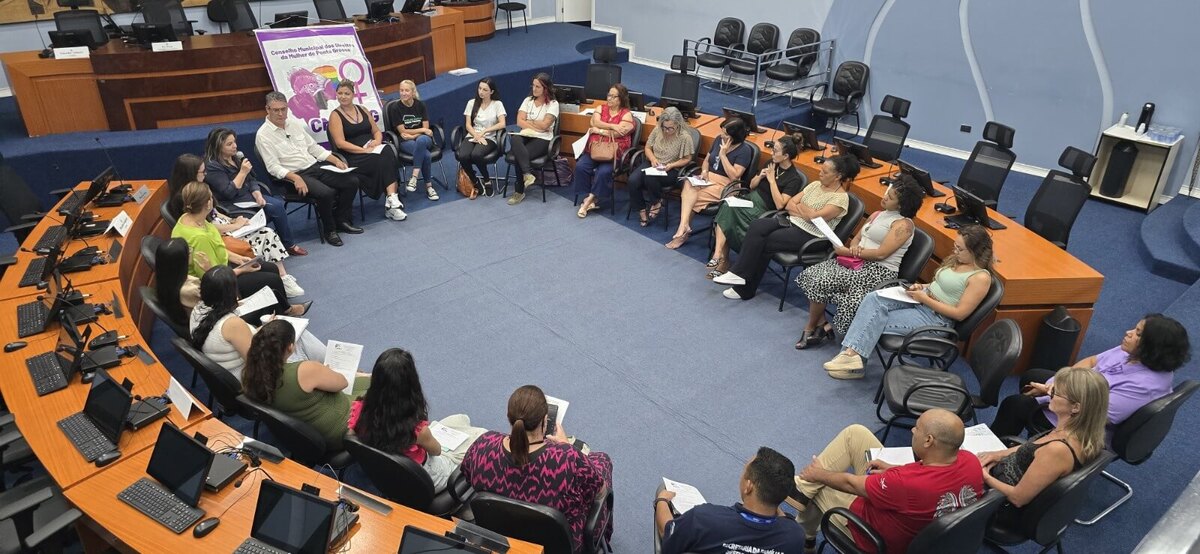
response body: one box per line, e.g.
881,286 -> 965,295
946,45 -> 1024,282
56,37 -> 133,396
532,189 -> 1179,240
991,314 -> 1190,437
460,385 -> 613,553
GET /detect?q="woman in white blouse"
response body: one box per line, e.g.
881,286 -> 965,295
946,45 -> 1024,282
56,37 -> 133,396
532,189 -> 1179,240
457,77 -> 507,196
506,73 -> 560,205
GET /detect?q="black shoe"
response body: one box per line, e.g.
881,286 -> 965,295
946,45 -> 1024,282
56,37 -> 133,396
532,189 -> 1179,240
325,232 -> 344,246
337,221 -> 364,234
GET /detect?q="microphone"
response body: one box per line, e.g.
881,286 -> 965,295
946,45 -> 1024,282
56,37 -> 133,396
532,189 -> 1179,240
30,1 -> 53,59
93,137 -> 126,185
235,150 -> 246,165
813,137 -> 832,165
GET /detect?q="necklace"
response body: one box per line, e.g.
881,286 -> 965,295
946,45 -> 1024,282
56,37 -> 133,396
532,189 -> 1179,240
339,105 -> 361,124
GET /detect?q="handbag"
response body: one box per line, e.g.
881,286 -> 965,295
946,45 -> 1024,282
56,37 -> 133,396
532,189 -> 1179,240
835,255 -> 864,270
457,168 -> 478,199
588,134 -> 618,162
222,235 -> 254,258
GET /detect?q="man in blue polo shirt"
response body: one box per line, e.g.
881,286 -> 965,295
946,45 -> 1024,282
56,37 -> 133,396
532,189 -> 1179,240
655,447 -> 807,554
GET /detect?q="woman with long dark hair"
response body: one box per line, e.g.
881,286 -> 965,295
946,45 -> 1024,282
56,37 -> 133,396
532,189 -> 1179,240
242,320 -> 370,448
457,77 -> 507,196
327,80 -> 406,221
154,237 -> 199,326
506,72 -> 560,205
202,128 -> 303,255
348,348 -> 485,491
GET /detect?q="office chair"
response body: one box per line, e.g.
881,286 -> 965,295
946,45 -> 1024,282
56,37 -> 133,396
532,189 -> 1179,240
819,490 -> 1006,554
949,121 -> 1016,208
696,17 -> 745,92
763,28 -> 820,107
207,0 -> 233,32
1024,146 -> 1096,249
765,194 -> 865,312
638,125 -> 703,231
495,0 -> 527,35
0,477 -> 83,554
343,436 -> 472,517
139,235 -> 163,271
313,0 -> 347,20
225,0 -> 259,33
862,95 -> 912,164
52,9 -> 108,48
143,0 -> 203,37
0,165 -> 49,245
724,22 -> 780,94
449,127 -> 506,196
381,103 -> 450,191
471,489 -> 613,554
238,396 -> 352,469
584,46 -> 622,102
809,61 -> 869,142
894,227 -> 934,285
502,120 -> 559,202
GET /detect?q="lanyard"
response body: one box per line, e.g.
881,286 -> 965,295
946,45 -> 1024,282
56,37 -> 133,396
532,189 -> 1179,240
738,510 -> 776,525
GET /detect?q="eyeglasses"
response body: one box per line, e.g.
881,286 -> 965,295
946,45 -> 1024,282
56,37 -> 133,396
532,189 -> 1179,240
606,94 -> 619,99
1048,386 -> 1068,400
660,125 -> 676,131
266,106 -> 287,113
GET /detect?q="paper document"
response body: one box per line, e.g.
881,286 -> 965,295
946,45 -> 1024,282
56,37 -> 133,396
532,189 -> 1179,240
429,421 -> 470,451
723,196 -> 754,208
961,424 -> 1008,454
270,315 -> 309,338
229,209 -> 268,238
810,217 -> 844,248
448,67 -> 478,76
321,165 -> 356,173
877,286 -> 921,304
571,131 -> 591,160
662,478 -> 707,514
323,340 -> 364,395
631,111 -> 647,123
687,176 -> 711,187
235,286 -> 277,316
369,144 -> 386,154
580,108 -> 595,116
166,376 -> 198,420
233,201 -> 260,209
642,167 -> 668,176
545,395 -> 569,437
867,447 -> 916,465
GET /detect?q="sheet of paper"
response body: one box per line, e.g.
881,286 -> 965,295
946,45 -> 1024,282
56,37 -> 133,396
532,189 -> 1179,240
321,165 -> 356,173
235,286 -> 277,316
867,447 -> 916,465
810,217 -> 844,249
448,67 -> 478,76
323,340 -> 364,395
571,131 -> 591,159
723,196 -> 754,208
428,421 -> 470,451
166,376 -> 197,420
269,315 -> 309,338
961,423 -> 1008,454
105,210 -> 133,237
228,209 -> 267,238
631,111 -> 647,123
687,176 -> 711,187
877,286 -> 921,304
580,108 -> 595,116
662,477 -> 707,514
642,167 -> 668,176
545,395 -> 569,437
233,201 -> 260,209
369,144 -> 386,154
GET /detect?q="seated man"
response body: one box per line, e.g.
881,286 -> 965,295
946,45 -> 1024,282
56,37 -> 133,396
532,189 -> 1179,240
655,447 -> 807,554
790,409 -> 984,553
255,91 -> 362,247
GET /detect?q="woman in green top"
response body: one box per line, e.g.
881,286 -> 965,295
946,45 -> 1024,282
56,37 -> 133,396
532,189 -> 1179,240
243,320 -> 371,448
171,181 -> 310,322
823,225 -> 995,379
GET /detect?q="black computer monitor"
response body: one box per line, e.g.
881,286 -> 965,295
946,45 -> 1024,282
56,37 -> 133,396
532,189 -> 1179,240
898,159 -> 945,198
721,106 -> 764,134
949,183 -> 1005,230
366,0 -> 394,21
56,0 -> 94,7
82,368 -> 133,447
834,137 -> 881,169
554,84 -> 585,105
399,526 -> 489,554
54,318 -> 88,382
48,30 -> 92,49
659,96 -> 696,119
146,423 -> 214,508
131,22 -> 177,45
83,166 -> 114,204
398,0 -> 426,13
249,481 -> 338,554
780,121 -> 822,151
272,10 -> 309,28
626,91 -> 646,111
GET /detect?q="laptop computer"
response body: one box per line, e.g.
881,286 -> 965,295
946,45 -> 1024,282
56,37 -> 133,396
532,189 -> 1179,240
118,423 -> 212,533
56,367 -> 132,461
780,121 -> 823,151
25,317 -> 89,396
235,481 -> 358,554
834,137 -> 882,169
399,526 -> 490,554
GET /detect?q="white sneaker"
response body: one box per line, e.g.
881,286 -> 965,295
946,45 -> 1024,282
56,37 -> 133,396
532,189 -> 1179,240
385,193 -> 404,209
405,175 -> 419,192
722,288 -> 741,299
281,274 -> 305,298
523,173 -> 537,187
713,271 -> 746,286
386,207 -> 408,221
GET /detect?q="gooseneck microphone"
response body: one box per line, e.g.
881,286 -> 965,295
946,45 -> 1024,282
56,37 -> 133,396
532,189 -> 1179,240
93,136 -> 126,185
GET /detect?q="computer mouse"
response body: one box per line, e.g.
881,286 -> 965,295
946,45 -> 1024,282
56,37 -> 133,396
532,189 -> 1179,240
3,341 -> 27,353
193,517 -> 220,538
94,450 -> 121,467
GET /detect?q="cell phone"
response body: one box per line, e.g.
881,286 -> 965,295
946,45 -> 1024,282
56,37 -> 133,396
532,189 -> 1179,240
236,256 -> 263,270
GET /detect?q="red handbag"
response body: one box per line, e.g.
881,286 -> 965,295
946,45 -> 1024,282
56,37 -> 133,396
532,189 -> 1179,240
835,255 -> 864,270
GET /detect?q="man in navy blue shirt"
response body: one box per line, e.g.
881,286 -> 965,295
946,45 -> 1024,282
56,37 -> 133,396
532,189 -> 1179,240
655,447 -> 807,554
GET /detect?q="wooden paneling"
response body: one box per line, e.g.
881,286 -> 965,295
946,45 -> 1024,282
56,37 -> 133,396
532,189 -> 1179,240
0,51 -> 107,136
451,0 -> 496,41
430,7 -> 467,74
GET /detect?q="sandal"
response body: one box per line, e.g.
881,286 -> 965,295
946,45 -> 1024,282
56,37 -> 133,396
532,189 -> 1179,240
639,210 -> 649,227
577,201 -> 591,218
705,256 -> 725,269
795,328 -> 822,350
665,230 -> 690,249
647,201 -> 663,222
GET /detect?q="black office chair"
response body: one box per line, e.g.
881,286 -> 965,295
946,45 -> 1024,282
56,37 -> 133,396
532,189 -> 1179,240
0,415 -> 36,494
0,166 -> 49,245
238,397 -> 352,469
207,0 -> 233,32
139,235 -> 163,271
634,125 -> 704,231
985,448 -> 1116,553
809,61 -> 869,141
313,0 -> 347,20
584,46 -> 622,102
502,121 -> 560,202
862,95 -> 912,164
0,477 -> 83,554
763,28 -> 820,107
253,145 -> 326,243
894,227 -> 934,285
158,199 -> 177,228
948,121 -> 1016,208
1074,380 -> 1199,525
139,286 -> 191,342
143,0 -> 203,37
696,17 -> 745,93
873,277 -> 1005,374
766,193 -> 865,312
1024,146 -> 1096,249
449,126 -> 505,195
342,435 -> 472,517
875,319 -> 1022,440
52,9 -> 108,48
170,337 -> 254,424
495,0 -> 527,35
724,22 -> 780,93
382,102 -> 450,191
225,0 -> 259,32
470,489 -> 613,554
818,489 -> 1006,554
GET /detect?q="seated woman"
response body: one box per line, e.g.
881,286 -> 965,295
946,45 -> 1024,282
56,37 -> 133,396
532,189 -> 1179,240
707,135 -> 806,277
387,79 -> 438,201
242,320 -> 370,449
712,154 -> 858,301
328,79 -> 406,221
823,225 -> 994,379
665,117 -> 754,249
575,83 -> 635,218
171,182 -> 310,322
795,176 -> 923,349
979,367 -> 1109,516
507,72 -> 560,206
153,237 -> 201,328
627,106 -> 693,226
457,77 -> 507,197
190,265 -> 327,381
202,128 -> 304,256
348,348 -> 486,491
169,154 -> 305,298
461,385 -> 613,553
991,314 -> 1190,437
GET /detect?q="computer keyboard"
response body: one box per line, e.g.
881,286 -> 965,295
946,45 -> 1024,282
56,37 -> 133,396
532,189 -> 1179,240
57,412 -> 115,461
118,478 -> 206,534
18,257 -> 48,288
16,300 -> 49,338
234,539 -> 289,554
33,226 -> 68,253
26,352 -> 67,396
58,191 -> 85,215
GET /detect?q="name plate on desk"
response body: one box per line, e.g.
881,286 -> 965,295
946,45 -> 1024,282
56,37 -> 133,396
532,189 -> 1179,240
105,210 -> 133,237
53,46 -> 90,59
150,41 -> 184,52
131,185 -> 151,204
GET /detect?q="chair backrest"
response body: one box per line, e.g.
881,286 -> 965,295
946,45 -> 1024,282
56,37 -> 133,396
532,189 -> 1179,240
343,435 -> 437,511
139,286 -> 191,340
0,165 -> 44,241
661,73 -> 700,106
1110,380 -> 1199,465
139,235 -> 163,271
895,227 -> 933,284
470,492 -> 573,554
53,10 -> 109,48
958,122 -> 1015,206
833,193 -> 866,242
584,64 -> 622,102
240,396 -> 332,467
966,318 -> 1023,408
831,61 -> 869,103
685,126 -> 703,159
710,17 -> 745,49
207,0 -> 232,23
592,45 -> 617,64
907,490 -> 1006,554
1024,146 -> 1096,248
1016,450 -> 1116,546
170,336 -> 246,416
159,198 -> 178,227
143,0 -> 194,37
953,277 -> 1004,340
863,116 -> 909,164
786,28 -> 821,74
226,0 -> 259,32
743,22 -> 780,55
313,0 -> 346,20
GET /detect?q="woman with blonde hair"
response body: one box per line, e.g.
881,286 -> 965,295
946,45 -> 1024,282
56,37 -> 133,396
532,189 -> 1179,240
387,79 -> 437,201
627,106 -> 693,226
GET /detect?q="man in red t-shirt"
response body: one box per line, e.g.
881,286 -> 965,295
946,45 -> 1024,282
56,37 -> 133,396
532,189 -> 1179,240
789,409 -> 984,553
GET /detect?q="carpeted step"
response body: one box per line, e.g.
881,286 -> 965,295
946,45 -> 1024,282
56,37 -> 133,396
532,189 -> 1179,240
1138,196 -> 1200,284
1182,197 -> 1200,266
1164,273 -> 1200,326
575,35 -> 629,63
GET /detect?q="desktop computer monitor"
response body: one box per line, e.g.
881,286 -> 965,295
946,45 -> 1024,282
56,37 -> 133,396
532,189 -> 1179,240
626,91 -> 646,112
554,84 -> 585,105
48,30 -> 92,49
398,0 -> 427,13
131,22 -> 177,45
948,183 -> 1004,230
780,121 -> 822,151
659,96 -> 696,119
366,0 -> 394,21
721,106 -> 763,134
898,160 -> 944,198
272,10 -> 309,28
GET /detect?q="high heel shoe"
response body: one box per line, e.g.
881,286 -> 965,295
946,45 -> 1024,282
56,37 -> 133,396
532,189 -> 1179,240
795,328 -> 821,350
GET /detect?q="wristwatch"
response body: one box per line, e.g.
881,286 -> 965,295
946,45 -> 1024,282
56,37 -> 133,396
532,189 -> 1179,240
654,497 -> 672,508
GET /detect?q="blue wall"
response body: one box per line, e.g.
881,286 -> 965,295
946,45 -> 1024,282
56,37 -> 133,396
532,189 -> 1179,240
597,0 -> 1200,195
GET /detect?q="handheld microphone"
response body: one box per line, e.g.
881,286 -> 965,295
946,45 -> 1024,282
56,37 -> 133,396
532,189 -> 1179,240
235,150 -> 246,165
93,137 -> 126,185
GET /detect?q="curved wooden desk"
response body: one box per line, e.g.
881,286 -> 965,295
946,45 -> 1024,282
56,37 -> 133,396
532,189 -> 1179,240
442,0 -> 496,42
0,181 -> 541,553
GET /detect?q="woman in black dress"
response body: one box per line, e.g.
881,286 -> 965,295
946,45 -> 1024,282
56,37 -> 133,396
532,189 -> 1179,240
327,79 -> 406,221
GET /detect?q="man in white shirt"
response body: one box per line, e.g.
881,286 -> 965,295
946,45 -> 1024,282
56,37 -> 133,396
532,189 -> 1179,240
255,91 -> 362,247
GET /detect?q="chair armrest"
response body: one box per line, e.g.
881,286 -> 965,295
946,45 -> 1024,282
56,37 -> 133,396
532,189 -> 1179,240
761,47 -> 782,65
0,412 -> 13,428
821,507 -> 882,554
48,187 -> 73,198
809,86 -> 822,104
0,427 -> 21,450
718,182 -> 749,199
1000,435 -> 1028,448
330,152 -> 348,164
381,130 -> 400,148
4,221 -> 38,237
1051,240 -> 1066,250
25,508 -> 82,549
432,124 -> 448,149
584,486 -> 613,551
902,381 -> 972,417
547,135 -> 562,157
0,256 -> 16,274
874,278 -> 912,291
0,484 -> 53,521
445,467 -> 473,505
896,326 -> 961,368
20,212 -> 45,222
619,147 -> 644,175
217,202 -> 257,218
